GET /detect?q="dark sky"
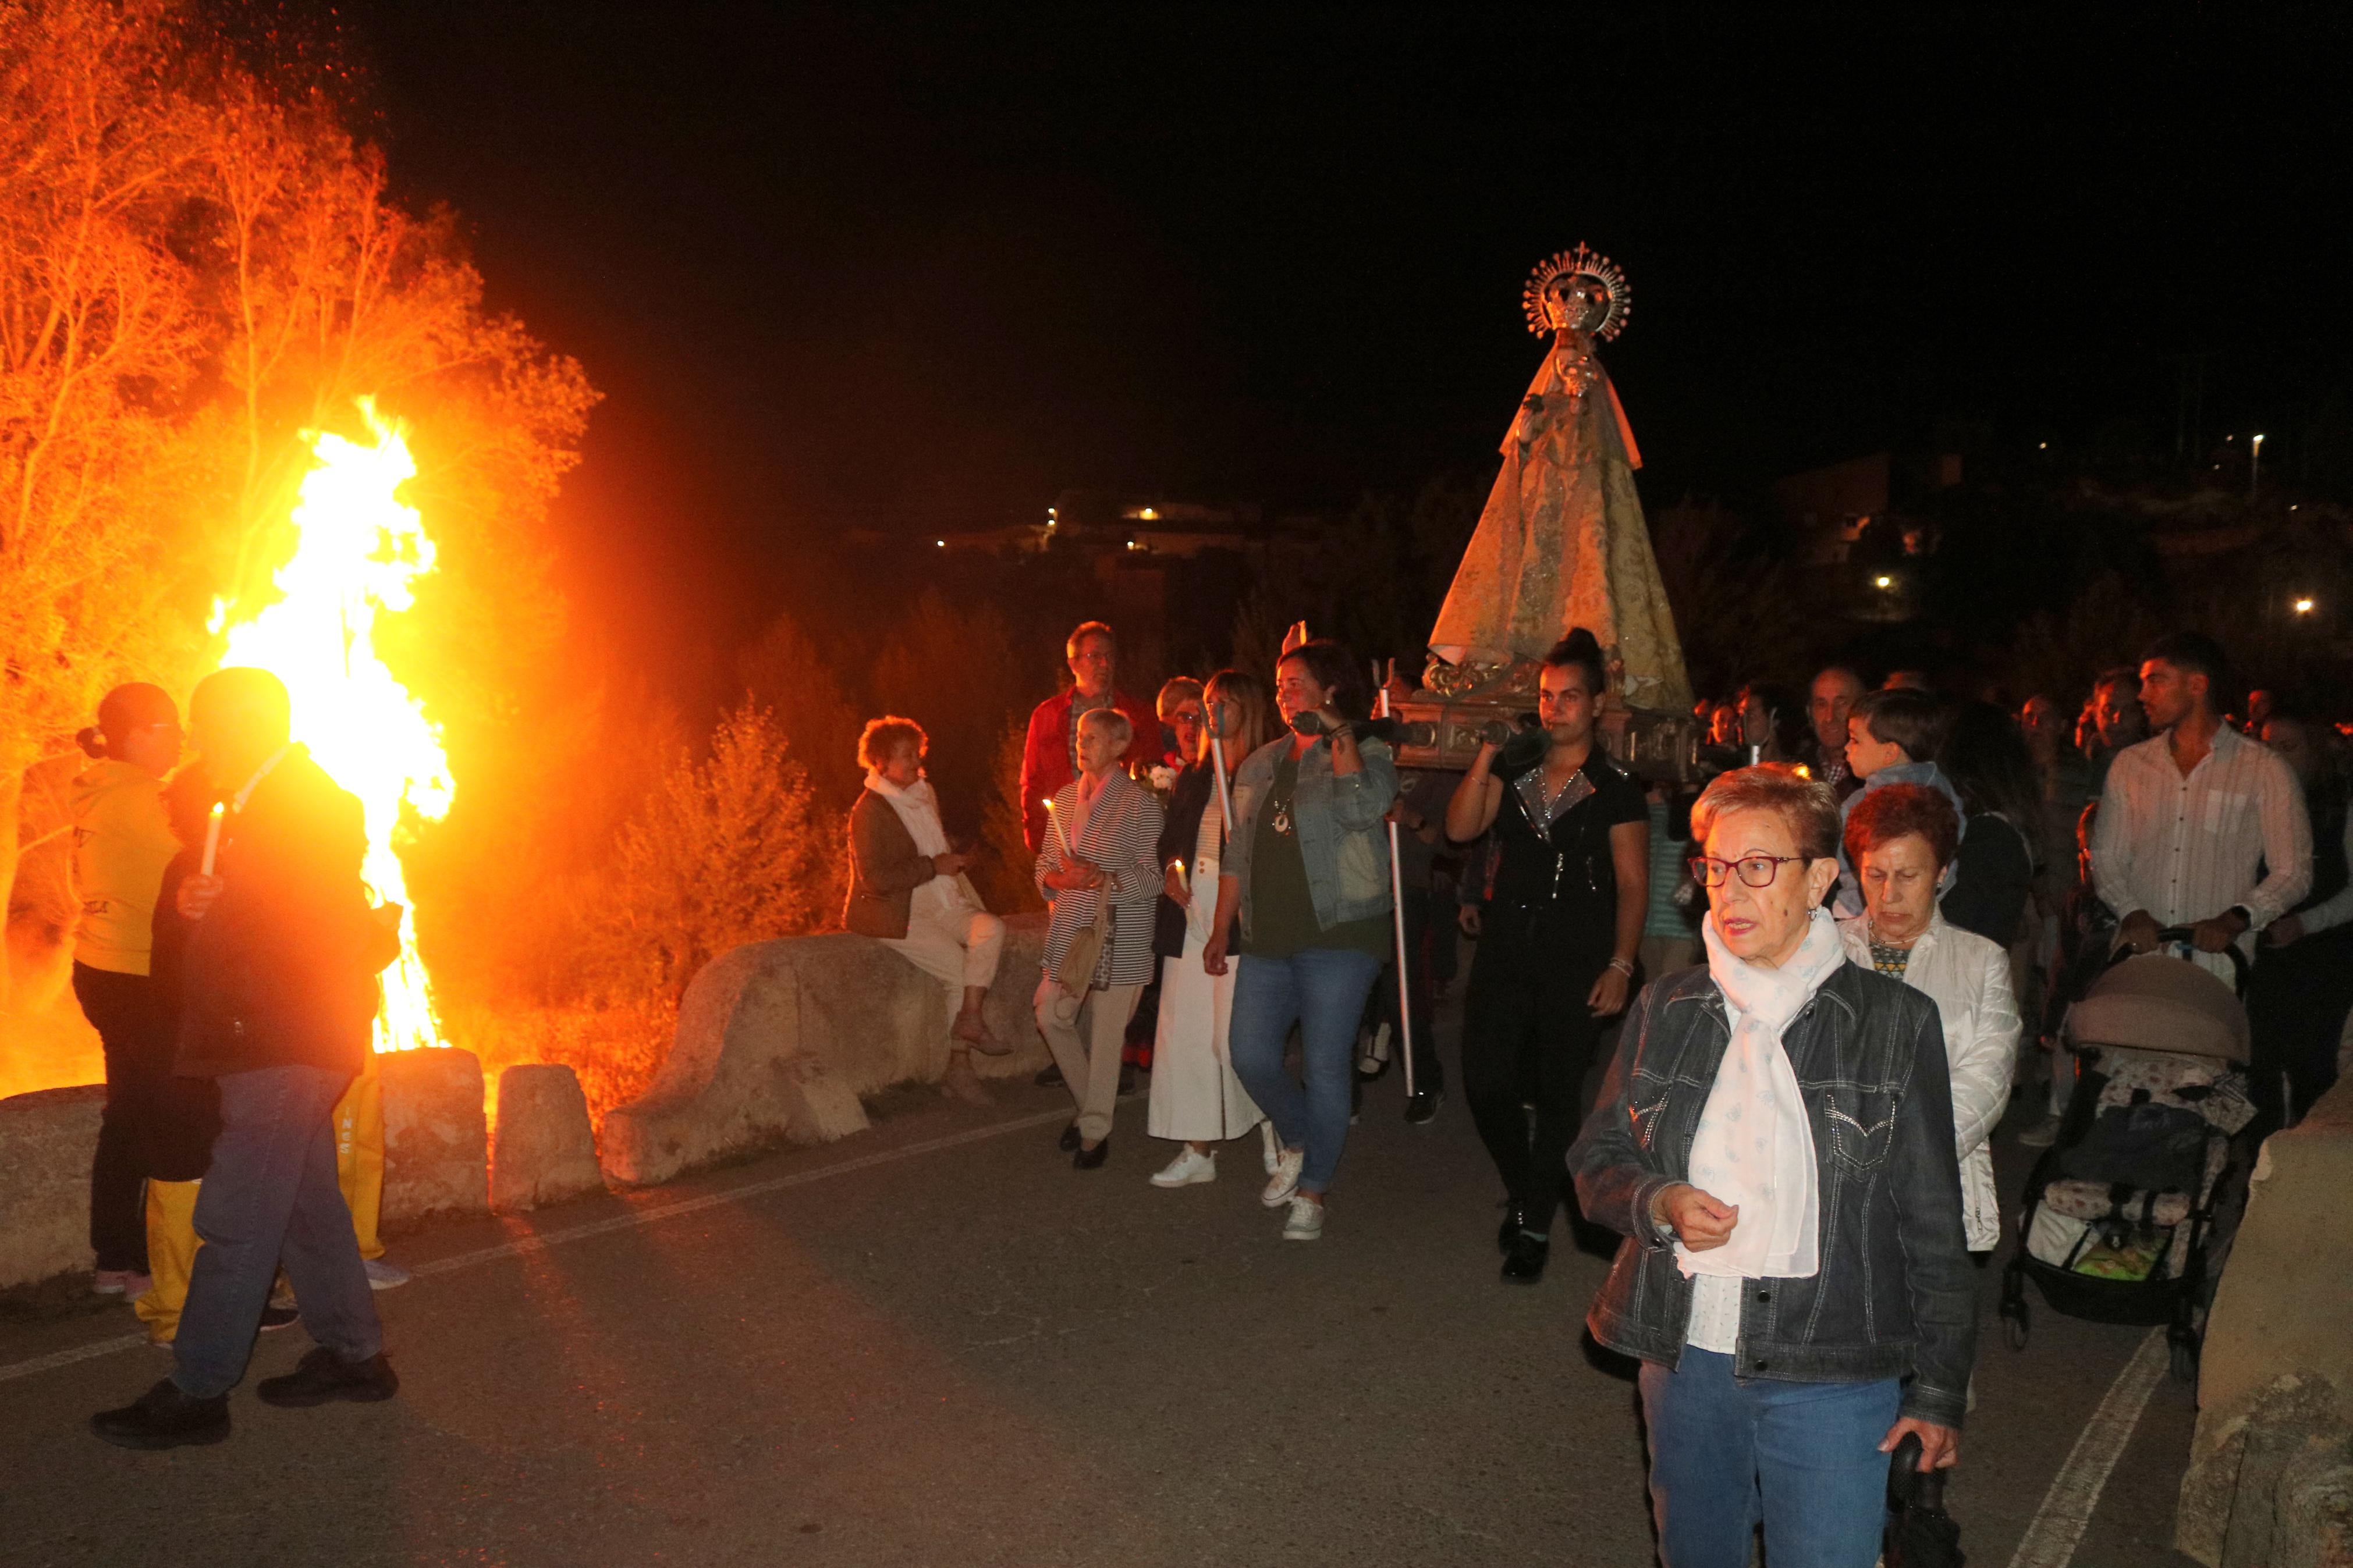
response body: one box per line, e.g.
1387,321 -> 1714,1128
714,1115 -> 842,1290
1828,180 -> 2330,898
343,4 -> 2352,653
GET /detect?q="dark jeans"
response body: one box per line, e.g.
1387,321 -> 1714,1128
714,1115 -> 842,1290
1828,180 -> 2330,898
1639,1348 -> 1901,1568
72,962 -> 173,1273
1231,947 -> 1385,1193
1461,903 -> 1608,1231
2247,926 -> 2353,1131
1372,884 -> 1443,1092
173,1065 -> 382,1399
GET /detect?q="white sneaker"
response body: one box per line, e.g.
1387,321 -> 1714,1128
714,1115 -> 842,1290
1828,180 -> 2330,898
1282,1196 -> 1325,1241
1261,1146 -> 1304,1207
1151,1147 -> 1217,1187
364,1258 -> 412,1291
2016,1114 -> 2063,1149
1259,1122 -> 1279,1174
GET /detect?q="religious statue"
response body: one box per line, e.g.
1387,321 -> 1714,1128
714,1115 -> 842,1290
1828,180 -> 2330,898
1425,246 -> 1692,719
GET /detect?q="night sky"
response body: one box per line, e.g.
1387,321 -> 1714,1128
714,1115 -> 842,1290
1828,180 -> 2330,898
343,5 -> 2352,655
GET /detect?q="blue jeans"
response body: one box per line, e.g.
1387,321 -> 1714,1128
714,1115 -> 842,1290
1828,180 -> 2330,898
1638,1348 -> 1899,1568
1229,948 -> 1383,1193
174,1066 -> 384,1399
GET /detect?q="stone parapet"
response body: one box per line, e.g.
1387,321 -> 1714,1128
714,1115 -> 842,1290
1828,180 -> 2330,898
0,1085 -> 105,1290
2178,1075 -> 2353,1566
492,1063 -> 604,1213
601,916 -> 1049,1186
378,1047 -> 491,1231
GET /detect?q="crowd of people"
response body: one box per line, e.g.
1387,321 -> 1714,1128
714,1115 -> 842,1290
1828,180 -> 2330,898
61,610 -> 2347,1568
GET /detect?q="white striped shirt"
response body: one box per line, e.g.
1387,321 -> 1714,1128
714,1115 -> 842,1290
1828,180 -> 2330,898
2091,724 -> 2311,953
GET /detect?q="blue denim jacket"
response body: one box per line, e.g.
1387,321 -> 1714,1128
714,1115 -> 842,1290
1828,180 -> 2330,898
1223,733 -> 1399,941
1568,961 -> 1978,1428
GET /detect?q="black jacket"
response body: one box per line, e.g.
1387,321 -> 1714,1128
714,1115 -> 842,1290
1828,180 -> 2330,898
1152,764 -> 1232,959
1568,960 -> 1978,1428
172,748 -> 397,1079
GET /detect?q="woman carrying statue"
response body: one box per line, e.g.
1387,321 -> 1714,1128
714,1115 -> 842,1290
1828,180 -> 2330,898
844,717 -> 1010,1105
1144,670 -> 1272,1189
1206,639 -> 1399,1242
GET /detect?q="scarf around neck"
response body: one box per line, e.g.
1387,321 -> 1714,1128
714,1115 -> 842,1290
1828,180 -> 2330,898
865,770 -> 950,860
1678,904 -> 1847,1284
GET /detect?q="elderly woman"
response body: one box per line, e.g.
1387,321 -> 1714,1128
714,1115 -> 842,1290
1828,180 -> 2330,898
1034,706 -> 1166,1167
1205,638 -> 1399,1242
1837,784 -> 2020,1255
1569,766 -> 1975,1568
844,717 -> 1009,1105
1155,677 -> 1206,773
1145,670 -> 1270,1187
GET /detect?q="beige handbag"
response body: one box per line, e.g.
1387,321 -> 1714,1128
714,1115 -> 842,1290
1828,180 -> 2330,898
1056,905 -> 1107,997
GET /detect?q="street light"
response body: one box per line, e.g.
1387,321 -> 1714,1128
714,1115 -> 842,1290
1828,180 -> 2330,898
1873,574 -> 1893,589
2251,433 -> 2266,498
2294,596 -> 2315,616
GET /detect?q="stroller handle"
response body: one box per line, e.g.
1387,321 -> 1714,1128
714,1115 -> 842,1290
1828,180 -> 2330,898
2102,925 -> 2251,996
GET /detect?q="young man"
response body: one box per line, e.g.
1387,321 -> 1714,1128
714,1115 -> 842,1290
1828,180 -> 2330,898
1834,687 -> 1964,918
93,669 -> 402,1449
2092,632 -> 2309,981
1445,631 -> 1648,1285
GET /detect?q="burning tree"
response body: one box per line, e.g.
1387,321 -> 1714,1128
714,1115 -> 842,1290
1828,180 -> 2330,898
0,0 -> 592,1044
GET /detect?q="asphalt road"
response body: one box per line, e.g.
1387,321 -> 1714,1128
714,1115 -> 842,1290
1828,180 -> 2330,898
2,1026 -> 2205,1567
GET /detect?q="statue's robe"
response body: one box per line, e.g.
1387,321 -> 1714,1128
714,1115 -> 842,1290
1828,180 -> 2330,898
1428,333 -> 1692,714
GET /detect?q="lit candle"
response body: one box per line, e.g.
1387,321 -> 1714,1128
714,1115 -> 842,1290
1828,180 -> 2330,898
1173,857 -> 1186,887
1043,797 -> 1071,859
200,802 -> 225,877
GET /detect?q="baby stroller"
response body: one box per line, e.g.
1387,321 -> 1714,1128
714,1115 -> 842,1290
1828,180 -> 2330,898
1999,929 -> 2256,1381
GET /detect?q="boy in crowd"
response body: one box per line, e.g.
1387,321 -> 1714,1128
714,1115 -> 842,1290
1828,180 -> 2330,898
1834,687 -> 1964,917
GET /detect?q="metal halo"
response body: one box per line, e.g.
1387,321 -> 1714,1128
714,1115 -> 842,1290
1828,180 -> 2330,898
1521,244 -> 1631,341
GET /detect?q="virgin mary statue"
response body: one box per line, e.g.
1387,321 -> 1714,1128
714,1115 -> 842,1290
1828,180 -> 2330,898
1426,246 -> 1691,716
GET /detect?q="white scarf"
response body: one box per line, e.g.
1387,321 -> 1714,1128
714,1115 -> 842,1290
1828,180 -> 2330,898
1678,904 -> 1846,1283
865,770 -> 951,858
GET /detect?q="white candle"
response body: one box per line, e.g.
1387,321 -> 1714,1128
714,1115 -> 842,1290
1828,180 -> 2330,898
1043,797 -> 1071,859
200,802 -> 225,877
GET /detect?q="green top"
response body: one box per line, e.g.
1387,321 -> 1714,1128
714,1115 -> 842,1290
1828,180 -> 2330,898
1242,748 -> 1392,959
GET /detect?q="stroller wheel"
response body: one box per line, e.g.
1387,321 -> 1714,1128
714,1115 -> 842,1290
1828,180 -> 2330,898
2000,1296 -> 2030,1352
2168,1324 -> 2201,1384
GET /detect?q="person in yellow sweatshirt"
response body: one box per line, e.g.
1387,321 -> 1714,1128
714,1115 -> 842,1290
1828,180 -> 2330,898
69,684 -> 184,1298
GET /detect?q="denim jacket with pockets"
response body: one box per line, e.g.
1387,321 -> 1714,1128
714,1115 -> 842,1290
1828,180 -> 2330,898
1567,959 -> 1978,1428
1222,733 -> 1398,942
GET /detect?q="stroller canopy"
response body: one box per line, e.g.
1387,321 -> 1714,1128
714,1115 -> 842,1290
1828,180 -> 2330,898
2066,952 -> 2251,1064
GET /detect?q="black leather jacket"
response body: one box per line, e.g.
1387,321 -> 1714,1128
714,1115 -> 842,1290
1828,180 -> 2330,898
1568,960 -> 1978,1428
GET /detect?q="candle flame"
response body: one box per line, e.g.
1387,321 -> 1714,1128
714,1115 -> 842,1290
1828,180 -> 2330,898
211,399 -> 452,1053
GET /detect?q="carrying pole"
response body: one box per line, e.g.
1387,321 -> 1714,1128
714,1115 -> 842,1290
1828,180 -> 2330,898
1376,663 -> 1417,1100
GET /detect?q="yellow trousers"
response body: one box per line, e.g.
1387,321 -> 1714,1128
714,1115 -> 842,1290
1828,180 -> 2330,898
133,1179 -> 203,1345
137,1059 -> 385,1345
335,1057 -> 385,1261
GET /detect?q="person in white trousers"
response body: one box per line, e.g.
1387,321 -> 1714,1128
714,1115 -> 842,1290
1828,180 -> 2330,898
1145,670 -> 1272,1186
844,717 -> 1009,1104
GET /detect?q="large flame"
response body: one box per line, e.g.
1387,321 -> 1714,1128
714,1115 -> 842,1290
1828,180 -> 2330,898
214,399 -> 452,1052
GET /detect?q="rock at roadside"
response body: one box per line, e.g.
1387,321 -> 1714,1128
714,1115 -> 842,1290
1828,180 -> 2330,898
0,1085 -> 105,1290
492,1064 -> 603,1213
379,1047 -> 489,1229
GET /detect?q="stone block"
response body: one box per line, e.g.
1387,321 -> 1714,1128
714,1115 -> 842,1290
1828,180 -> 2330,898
2180,1075 -> 2353,1565
379,1047 -> 489,1229
0,1085 -> 104,1289
602,915 -> 1050,1186
491,1064 -> 604,1213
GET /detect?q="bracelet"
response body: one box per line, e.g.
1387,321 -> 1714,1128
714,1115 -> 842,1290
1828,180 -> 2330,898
1607,957 -> 1635,978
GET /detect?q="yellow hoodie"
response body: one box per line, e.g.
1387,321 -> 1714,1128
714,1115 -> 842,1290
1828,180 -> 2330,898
70,759 -> 179,976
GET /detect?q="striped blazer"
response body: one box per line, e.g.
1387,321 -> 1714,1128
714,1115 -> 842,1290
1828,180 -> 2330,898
1033,769 -> 1165,990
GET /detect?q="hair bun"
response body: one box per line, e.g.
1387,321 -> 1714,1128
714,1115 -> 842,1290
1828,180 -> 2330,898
75,726 -> 107,759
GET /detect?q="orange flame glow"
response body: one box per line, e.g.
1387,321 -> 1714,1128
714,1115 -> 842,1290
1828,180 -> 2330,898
212,399 -> 452,1052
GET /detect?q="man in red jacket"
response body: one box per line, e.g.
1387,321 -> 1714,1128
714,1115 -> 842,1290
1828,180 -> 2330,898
1018,621 -> 1160,853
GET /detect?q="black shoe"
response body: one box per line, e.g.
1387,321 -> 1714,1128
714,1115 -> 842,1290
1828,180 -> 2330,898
1497,1205 -> 1528,1254
259,1304 -> 300,1332
92,1378 -> 229,1450
1119,1064 -> 1139,1097
1073,1137 -> 1110,1170
1057,1122 -> 1082,1153
1404,1088 -> 1443,1126
255,1346 -> 399,1408
1034,1062 -> 1064,1088
1501,1231 -> 1550,1285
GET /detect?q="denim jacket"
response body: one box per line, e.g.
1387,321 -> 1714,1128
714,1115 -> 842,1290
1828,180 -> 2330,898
1223,733 -> 1398,941
1567,960 -> 1978,1428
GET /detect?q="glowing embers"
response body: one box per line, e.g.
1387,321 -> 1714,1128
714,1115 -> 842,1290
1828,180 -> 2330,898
214,399 -> 453,1051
